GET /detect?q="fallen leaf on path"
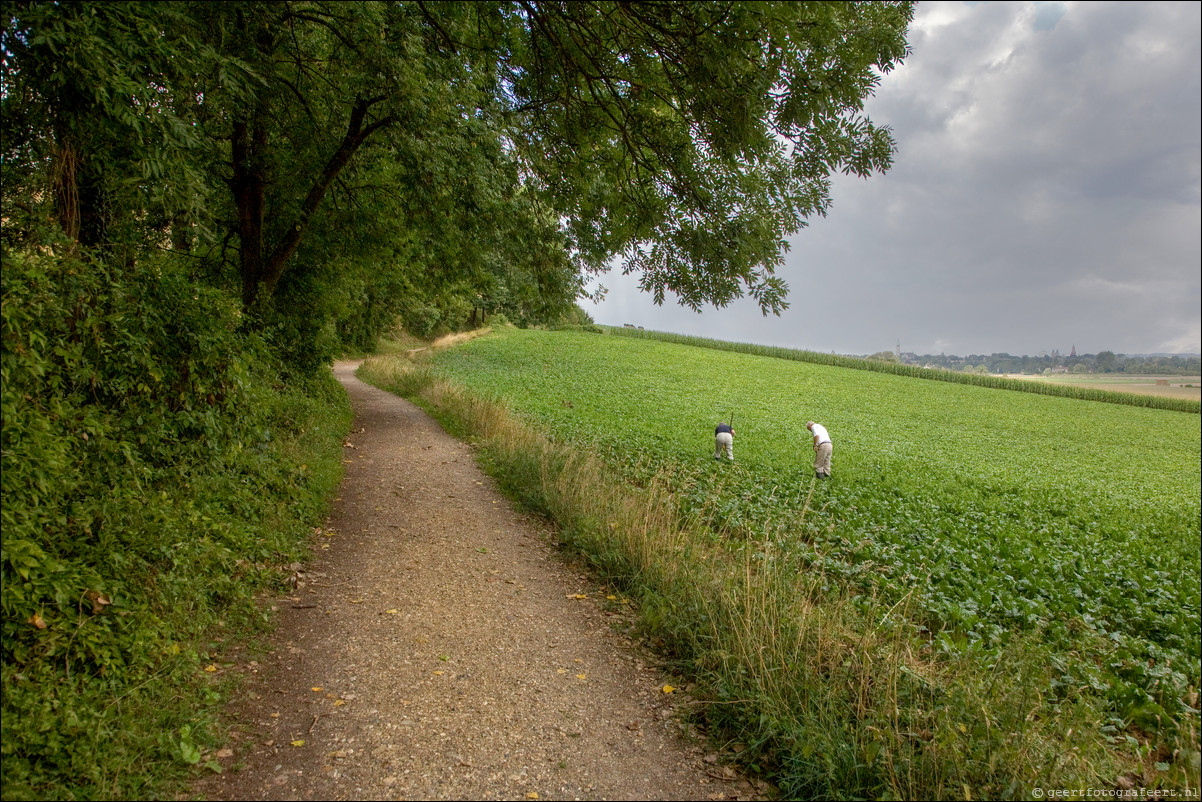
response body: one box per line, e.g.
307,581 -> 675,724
291,740 -> 305,747
566,594 -> 587,599
204,664 -> 218,673
576,674 -> 587,680
662,684 -> 676,694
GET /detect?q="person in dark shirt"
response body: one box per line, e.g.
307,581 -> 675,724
714,421 -> 735,461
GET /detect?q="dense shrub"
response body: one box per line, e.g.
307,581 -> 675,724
1,248 -> 350,799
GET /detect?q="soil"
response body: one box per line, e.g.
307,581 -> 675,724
190,361 -> 767,801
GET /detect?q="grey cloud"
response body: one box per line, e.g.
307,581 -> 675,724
587,1 -> 1201,357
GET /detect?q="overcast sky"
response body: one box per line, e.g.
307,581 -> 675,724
583,1 -> 1201,357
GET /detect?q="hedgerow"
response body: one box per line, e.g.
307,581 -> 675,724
1,248 -> 350,800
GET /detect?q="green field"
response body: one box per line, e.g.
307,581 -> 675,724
422,327 -> 1201,729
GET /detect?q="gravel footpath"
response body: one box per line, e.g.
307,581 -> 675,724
191,361 -> 765,801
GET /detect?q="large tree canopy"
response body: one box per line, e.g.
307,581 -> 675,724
497,1 -> 912,313
2,0 -> 912,348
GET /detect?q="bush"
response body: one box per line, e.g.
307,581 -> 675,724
1,247 -> 351,799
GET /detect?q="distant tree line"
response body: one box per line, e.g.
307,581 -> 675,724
866,351 -> 1201,376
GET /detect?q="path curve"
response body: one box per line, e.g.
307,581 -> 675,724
193,361 -> 760,801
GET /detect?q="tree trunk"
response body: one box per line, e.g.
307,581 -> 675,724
231,112 -> 269,311
232,97 -> 394,313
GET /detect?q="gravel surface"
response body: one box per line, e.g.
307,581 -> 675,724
191,361 -> 766,801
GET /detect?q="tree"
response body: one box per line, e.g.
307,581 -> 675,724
497,1 -> 913,314
4,1 -> 914,357
1096,351 -> 1117,372
1,2 -> 224,251
188,0 -> 913,320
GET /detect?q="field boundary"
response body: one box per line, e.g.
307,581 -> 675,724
605,327 -> 1202,414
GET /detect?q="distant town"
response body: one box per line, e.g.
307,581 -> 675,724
863,346 -> 1201,376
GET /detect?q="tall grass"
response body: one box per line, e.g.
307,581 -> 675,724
607,327 -> 1202,414
357,353 -> 1161,799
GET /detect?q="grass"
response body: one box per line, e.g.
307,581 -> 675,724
357,327 -> 1201,799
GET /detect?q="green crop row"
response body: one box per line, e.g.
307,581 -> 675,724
606,326 -> 1202,414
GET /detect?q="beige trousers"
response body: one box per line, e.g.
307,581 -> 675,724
813,442 -> 832,477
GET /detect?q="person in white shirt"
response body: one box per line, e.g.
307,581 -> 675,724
806,421 -> 832,479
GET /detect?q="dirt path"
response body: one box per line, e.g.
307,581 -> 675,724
192,361 -> 763,801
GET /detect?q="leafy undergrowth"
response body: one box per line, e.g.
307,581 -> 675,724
1,249 -> 351,800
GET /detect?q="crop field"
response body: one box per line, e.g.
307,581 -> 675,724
1005,373 -> 1202,402
422,327 -> 1201,733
